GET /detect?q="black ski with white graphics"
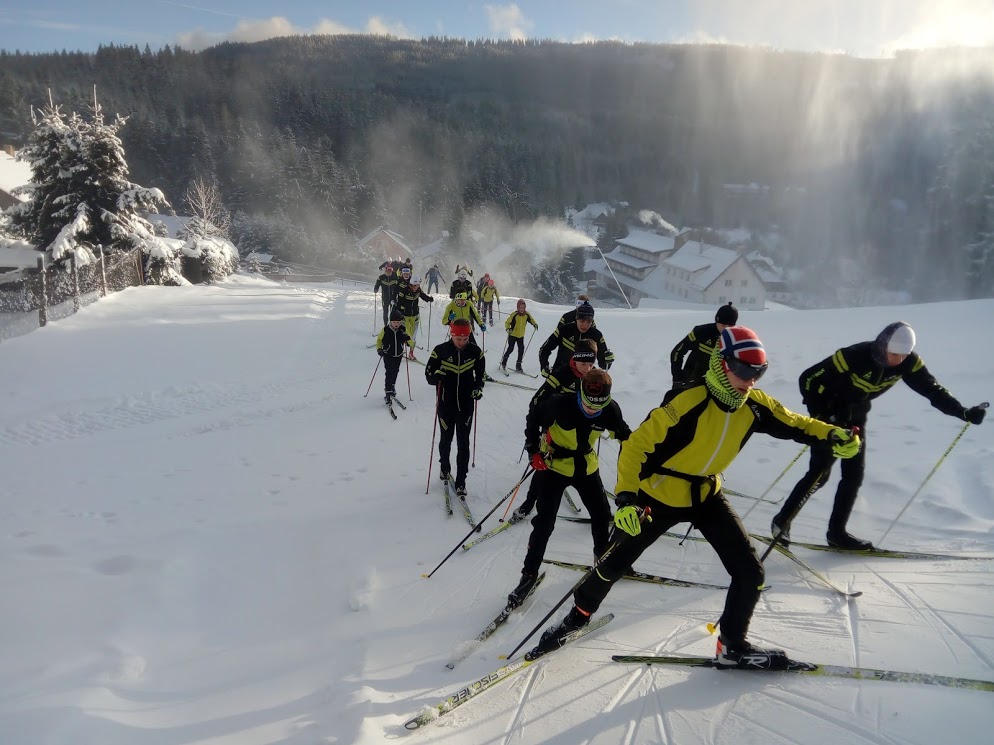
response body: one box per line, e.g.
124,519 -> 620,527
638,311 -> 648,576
385,397 -> 397,419
462,510 -> 527,550
542,559 -> 729,590
445,572 -> 547,669
441,476 -> 453,516
458,493 -> 479,530
768,537 -> 993,561
404,614 -> 614,730
612,654 -> 994,693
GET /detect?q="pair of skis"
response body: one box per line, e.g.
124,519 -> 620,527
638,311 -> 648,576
442,476 -> 478,529
499,365 -> 540,379
384,393 -> 406,420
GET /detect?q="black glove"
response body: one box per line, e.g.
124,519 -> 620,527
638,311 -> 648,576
614,491 -> 637,508
472,388 -> 483,400
377,349 -> 386,357
964,405 -> 987,425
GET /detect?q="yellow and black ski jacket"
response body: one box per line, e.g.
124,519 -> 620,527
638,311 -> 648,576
669,323 -> 721,387
539,323 -> 614,371
800,342 -> 965,427
480,285 -> 500,303
373,272 -> 399,305
617,385 -> 838,509
376,324 -> 412,357
395,284 -> 433,318
505,311 -> 538,338
525,392 -> 631,478
449,278 -> 477,301
441,300 -> 484,330
425,339 -> 486,411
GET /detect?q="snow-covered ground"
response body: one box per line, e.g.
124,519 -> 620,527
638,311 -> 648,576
1,273 -> 992,744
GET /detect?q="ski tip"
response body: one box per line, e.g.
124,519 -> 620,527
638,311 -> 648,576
420,573 -> 430,578
850,590 -> 864,598
706,622 -> 718,634
497,654 -> 508,660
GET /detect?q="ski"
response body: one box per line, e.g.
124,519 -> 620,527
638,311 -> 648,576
564,488 -> 582,513
611,654 -> 994,693
445,572 -> 547,669
560,515 -> 594,524
405,614 -> 613,730
385,398 -> 397,420
751,535 -> 862,598
499,365 -> 511,377
388,394 -> 407,410
458,494 -> 479,530
462,511 -> 527,550
523,612 -> 614,661
515,368 -> 540,379
769,538 -> 993,562
487,377 -> 538,391
542,559 -> 729,590
723,487 -> 782,504
442,477 -> 453,516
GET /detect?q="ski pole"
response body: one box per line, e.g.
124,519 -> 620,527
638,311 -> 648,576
472,400 -> 478,468
405,354 -> 412,401
501,507 -> 650,660
708,430 -> 858,635
523,325 -> 537,355
499,466 -> 530,521
372,291 -> 377,333
421,467 -> 535,579
363,356 -> 382,397
739,444 -> 810,522
425,383 -> 441,494
878,404 -> 988,544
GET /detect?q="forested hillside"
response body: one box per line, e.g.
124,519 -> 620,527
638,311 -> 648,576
1,37 -> 992,300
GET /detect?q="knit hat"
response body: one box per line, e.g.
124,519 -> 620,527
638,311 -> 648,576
576,302 -> 595,320
401,266 -> 411,276
572,339 -> 597,363
580,369 -> 612,409
455,292 -> 468,301
872,322 -> 916,365
488,279 -> 495,286
450,318 -> 471,337
389,308 -> 404,322
715,302 -> 738,325
411,275 -> 422,285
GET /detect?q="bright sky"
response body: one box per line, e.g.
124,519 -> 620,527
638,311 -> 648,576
1,0 -> 992,57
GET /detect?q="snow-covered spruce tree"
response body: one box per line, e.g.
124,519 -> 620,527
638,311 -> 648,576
177,178 -> 238,282
7,101 -> 176,282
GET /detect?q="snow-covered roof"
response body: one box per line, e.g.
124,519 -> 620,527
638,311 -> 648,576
616,229 -> 675,255
663,241 -> 741,291
570,203 -> 613,221
0,151 -> 32,201
413,237 -> 445,260
0,238 -> 40,270
245,251 -> 274,264
603,247 -> 656,271
357,226 -> 412,255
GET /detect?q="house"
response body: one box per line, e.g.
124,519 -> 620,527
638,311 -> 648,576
356,226 -> 413,264
0,149 -> 31,211
747,250 -> 792,304
590,230 -> 766,310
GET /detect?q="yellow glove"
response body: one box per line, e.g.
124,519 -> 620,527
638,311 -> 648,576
830,428 -> 861,459
614,505 -> 649,536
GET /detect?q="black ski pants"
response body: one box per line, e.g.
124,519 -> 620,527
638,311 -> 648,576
520,469 -> 612,577
502,336 -> 524,368
438,400 -> 474,488
573,490 -> 764,648
383,355 -> 402,396
776,433 -> 866,535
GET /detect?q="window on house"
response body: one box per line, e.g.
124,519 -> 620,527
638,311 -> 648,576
719,296 -> 726,303
741,279 -> 748,287
725,279 -> 732,286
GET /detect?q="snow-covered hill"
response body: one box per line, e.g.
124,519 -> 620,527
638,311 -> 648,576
1,274 -> 991,744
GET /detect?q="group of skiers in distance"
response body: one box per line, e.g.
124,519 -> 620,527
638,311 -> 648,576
372,258 -> 988,667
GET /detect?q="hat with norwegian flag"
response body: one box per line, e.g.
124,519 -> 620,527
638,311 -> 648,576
718,326 -> 767,368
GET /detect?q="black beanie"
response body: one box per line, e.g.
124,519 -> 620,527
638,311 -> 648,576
390,308 -> 404,322
576,302 -> 595,320
715,302 -> 738,325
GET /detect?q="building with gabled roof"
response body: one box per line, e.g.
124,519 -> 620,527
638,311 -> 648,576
590,230 -> 766,310
356,226 -> 413,263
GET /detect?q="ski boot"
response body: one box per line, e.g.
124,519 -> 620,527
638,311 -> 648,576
827,530 -> 873,551
771,515 -> 791,547
506,572 -> 537,609
715,636 -> 790,670
528,606 -> 591,658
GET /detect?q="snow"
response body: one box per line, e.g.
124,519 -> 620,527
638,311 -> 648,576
1,273 -> 992,744
0,151 -> 32,199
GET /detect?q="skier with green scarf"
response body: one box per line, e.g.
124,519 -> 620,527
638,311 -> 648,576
527,326 -> 861,668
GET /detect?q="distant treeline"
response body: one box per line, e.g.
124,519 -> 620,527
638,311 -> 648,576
1,38 -> 992,300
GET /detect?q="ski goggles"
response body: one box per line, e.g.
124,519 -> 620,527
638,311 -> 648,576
723,356 -> 769,382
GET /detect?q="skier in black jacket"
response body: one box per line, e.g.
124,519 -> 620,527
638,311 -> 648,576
669,302 -> 738,393
375,308 -> 412,402
424,318 -> 486,497
373,264 -> 399,326
538,302 -> 614,374
772,322 -> 987,550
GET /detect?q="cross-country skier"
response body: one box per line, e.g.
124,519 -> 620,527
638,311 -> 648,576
500,299 -> 539,372
376,308 -> 413,402
539,302 -> 614,375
